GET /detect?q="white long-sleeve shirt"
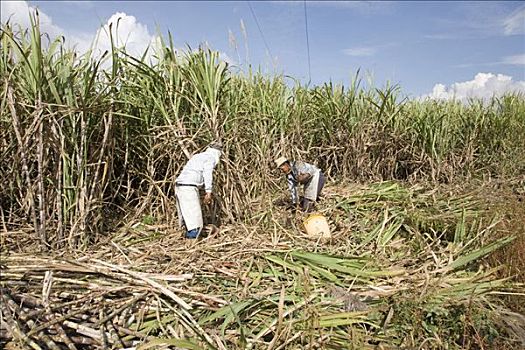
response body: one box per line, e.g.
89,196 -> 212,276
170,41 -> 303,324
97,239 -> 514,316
176,148 -> 221,193
287,161 -> 320,204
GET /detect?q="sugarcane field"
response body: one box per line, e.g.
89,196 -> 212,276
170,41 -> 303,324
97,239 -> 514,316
1,7 -> 525,350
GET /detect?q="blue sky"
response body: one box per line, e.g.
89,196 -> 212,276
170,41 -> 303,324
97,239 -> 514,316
2,1 -> 524,99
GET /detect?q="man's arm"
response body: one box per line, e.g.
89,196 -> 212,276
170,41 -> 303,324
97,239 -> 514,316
202,158 -> 217,194
295,161 -> 317,183
287,176 -> 298,204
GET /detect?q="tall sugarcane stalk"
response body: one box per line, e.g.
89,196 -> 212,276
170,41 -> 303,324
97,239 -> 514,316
1,13 -> 524,249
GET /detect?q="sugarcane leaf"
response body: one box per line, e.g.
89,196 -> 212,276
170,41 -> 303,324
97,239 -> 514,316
138,338 -> 203,350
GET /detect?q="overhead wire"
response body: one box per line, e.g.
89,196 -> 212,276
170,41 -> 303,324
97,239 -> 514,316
303,0 -> 311,82
246,1 -> 273,60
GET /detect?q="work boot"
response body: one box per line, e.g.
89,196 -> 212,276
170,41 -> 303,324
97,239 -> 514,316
185,228 -> 201,239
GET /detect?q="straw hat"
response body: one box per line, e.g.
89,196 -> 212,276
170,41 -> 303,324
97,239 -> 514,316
274,156 -> 288,168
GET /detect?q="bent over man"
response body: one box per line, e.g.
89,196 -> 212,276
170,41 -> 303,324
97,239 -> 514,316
176,142 -> 222,238
275,156 -> 325,212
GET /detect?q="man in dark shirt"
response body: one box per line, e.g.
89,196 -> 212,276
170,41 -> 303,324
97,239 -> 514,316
275,156 -> 325,212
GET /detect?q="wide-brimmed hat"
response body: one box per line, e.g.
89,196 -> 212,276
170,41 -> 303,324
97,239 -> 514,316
274,156 -> 288,168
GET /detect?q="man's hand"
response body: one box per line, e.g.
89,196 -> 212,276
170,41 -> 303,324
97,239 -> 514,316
203,192 -> 213,205
297,173 -> 312,184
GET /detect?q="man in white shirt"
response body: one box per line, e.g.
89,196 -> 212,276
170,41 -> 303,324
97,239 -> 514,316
275,156 -> 325,212
175,142 -> 222,238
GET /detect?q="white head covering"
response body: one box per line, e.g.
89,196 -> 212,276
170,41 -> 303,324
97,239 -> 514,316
208,141 -> 223,152
206,147 -> 221,164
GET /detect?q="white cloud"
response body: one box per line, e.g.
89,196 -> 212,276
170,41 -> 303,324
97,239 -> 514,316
1,2 -> 161,63
422,73 -> 525,101
1,0 -> 62,38
423,33 -> 454,40
502,53 -> 525,66
424,4 -> 524,39
1,1 -> 228,67
343,46 -> 377,57
452,53 -> 525,68
503,6 -> 525,35
91,12 -> 160,61
342,42 -> 397,57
